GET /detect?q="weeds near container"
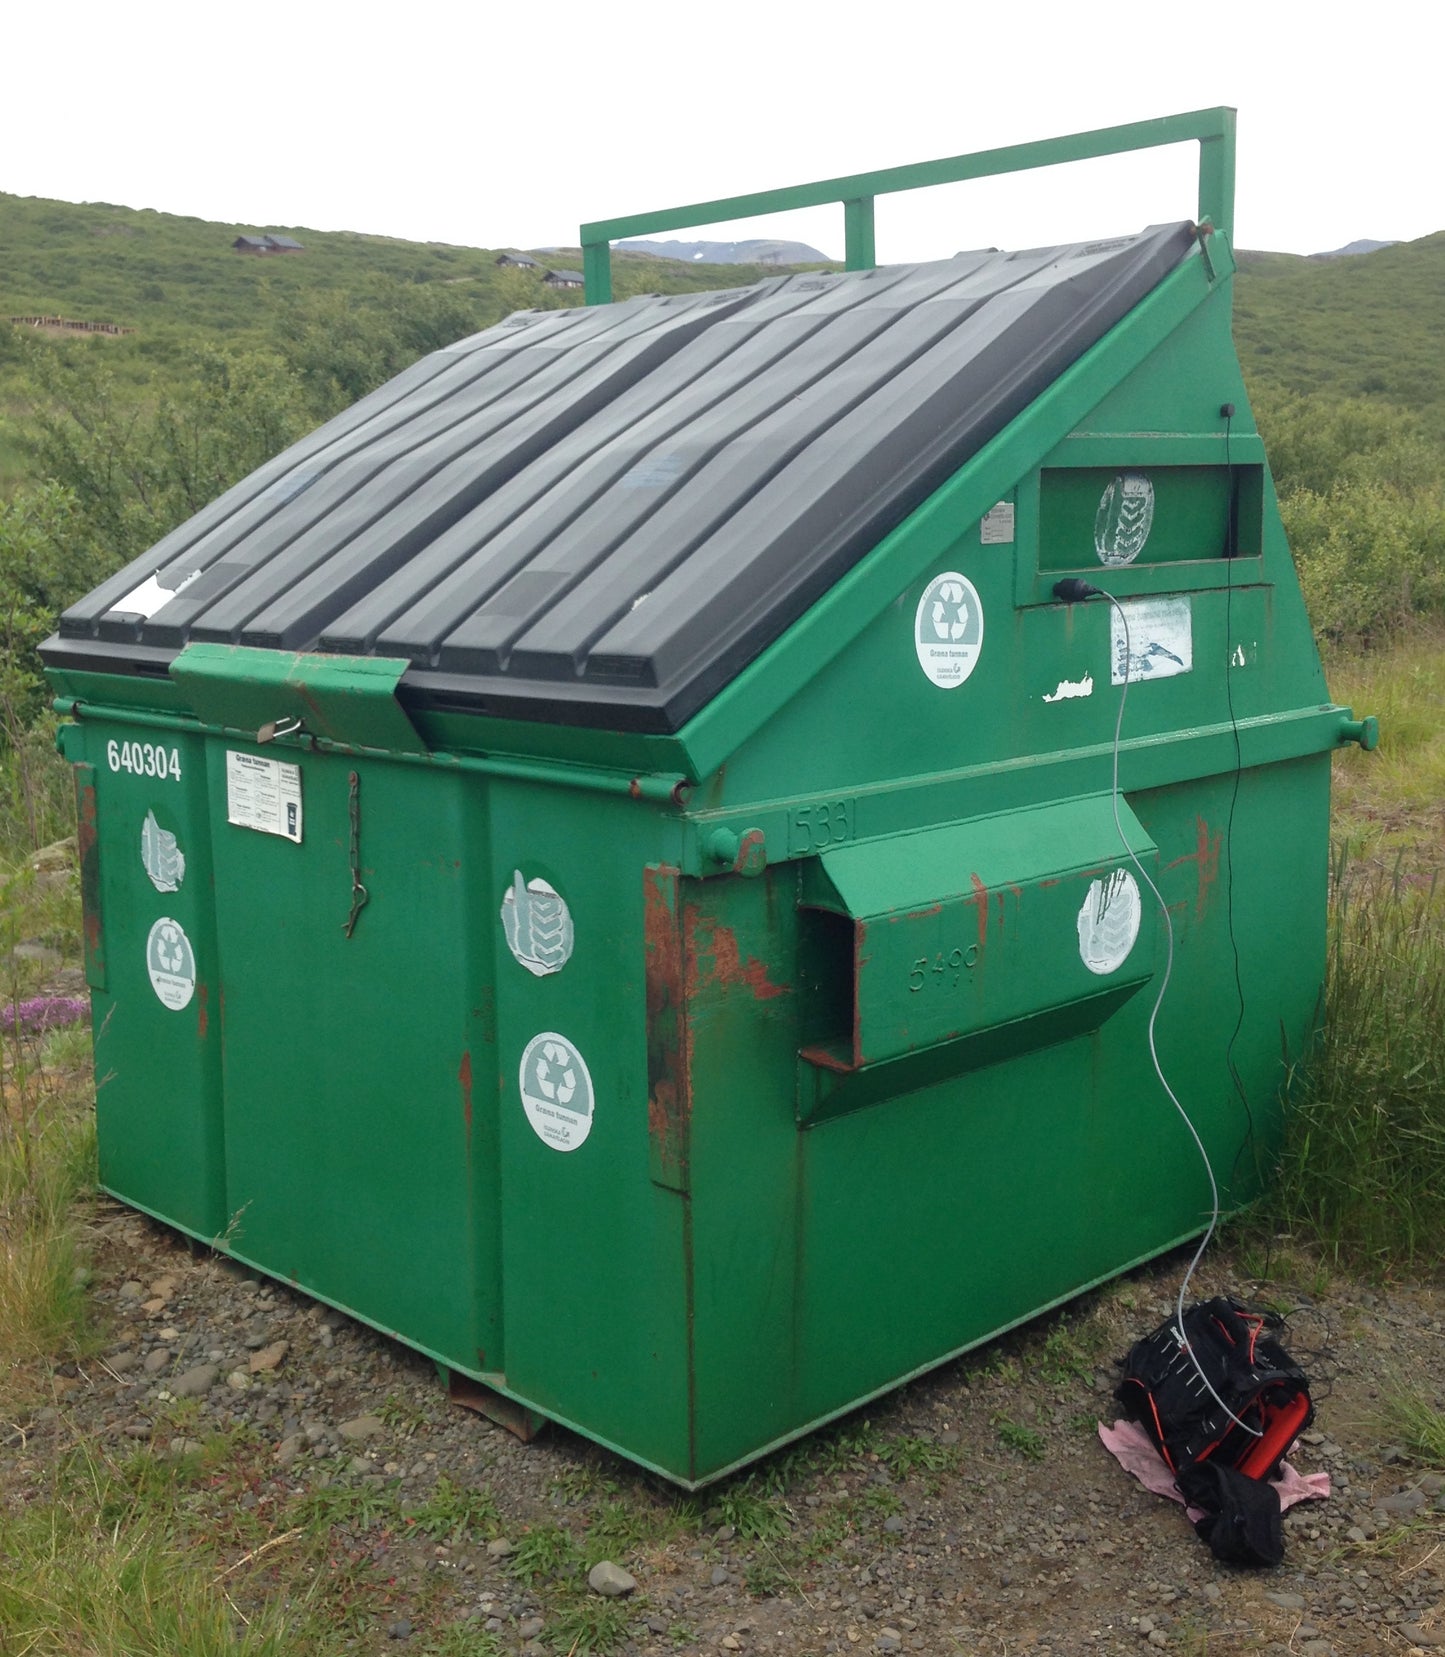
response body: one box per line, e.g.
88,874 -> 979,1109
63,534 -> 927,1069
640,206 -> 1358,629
424,1626 -> 505,1657
879,1434 -> 957,1477
291,1475 -> 401,1534
1380,1389 -> 1445,1469
550,1463 -> 618,1505
862,1485 -> 904,1519
546,1593 -> 634,1654
1036,1317 -> 1104,1387
1271,850 -> 1445,1273
423,1624 -> 506,1657
993,1414 -> 1046,1461
510,1522 -> 582,1584
379,1390 -> 431,1436
404,1474 -> 501,1542
712,1482 -> 792,1541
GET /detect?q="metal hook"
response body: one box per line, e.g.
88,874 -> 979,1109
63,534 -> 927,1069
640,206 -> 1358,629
257,716 -> 303,744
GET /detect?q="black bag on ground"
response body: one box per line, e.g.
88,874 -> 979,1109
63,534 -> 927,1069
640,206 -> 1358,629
1115,1296 -> 1314,1567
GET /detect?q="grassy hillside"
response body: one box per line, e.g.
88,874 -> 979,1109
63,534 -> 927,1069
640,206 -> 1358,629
1234,233 -> 1445,431
0,192 -> 778,348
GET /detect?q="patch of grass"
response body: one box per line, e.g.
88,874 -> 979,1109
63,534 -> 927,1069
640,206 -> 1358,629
1271,851 -> 1445,1273
878,1434 -> 958,1478
423,1624 -> 506,1657
290,1476 -> 401,1534
509,1522 -> 582,1584
1328,627 -> 1445,860
578,1494 -> 685,1565
1035,1317 -> 1103,1387
0,887 -> 97,1407
546,1594 -> 635,1654
549,1464 -> 618,1505
403,1474 -> 500,1542
0,1499 -> 307,1655
378,1390 -> 430,1436
862,1486 -> 904,1518
1380,1388 -> 1445,1468
992,1414 -> 1046,1461
711,1482 -> 792,1541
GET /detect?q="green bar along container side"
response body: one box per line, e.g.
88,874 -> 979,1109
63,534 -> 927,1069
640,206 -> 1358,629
45,112 -> 1369,1487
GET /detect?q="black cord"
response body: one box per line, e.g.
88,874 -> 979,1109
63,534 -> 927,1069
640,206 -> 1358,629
1220,407 -> 1259,1190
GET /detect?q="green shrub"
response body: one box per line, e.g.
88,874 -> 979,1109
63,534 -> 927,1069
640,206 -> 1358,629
1272,854 -> 1445,1272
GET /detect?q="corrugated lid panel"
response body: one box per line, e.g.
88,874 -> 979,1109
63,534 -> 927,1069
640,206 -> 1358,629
48,223 -> 1196,732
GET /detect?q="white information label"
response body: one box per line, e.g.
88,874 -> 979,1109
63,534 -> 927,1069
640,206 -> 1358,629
1111,596 -> 1193,687
146,916 -> 197,1010
226,750 -> 303,843
519,1032 -> 594,1153
980,501 -> 1016,544
914,572 -> 985,690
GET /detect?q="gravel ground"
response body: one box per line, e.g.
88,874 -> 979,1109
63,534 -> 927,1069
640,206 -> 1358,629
9,1202 -> 1445,1656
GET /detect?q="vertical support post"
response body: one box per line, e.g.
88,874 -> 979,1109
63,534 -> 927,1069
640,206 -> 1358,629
582,239 -> 613,307
1196,108 -> 1236,243
843,197 -> 876,271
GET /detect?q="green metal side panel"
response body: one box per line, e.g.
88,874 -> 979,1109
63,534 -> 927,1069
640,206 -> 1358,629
679,760 -> 1325,1480
207,749 -> 493,1367
60,724 -> 226,1238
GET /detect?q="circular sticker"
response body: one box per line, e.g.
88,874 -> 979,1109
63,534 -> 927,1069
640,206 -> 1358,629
1094,472 -> 1155,566
500,870 -> 574,977
914,572 -> 984,689
518,1032 -> 594,1152
146,916 -> 196,1010
1077,870 -> 1143,976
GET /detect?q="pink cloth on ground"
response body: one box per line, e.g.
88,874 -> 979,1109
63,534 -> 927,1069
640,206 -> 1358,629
1098,1417 -> 1331,1523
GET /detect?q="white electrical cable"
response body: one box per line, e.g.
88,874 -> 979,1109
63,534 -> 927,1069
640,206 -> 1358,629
1099,591 -> 1263,1439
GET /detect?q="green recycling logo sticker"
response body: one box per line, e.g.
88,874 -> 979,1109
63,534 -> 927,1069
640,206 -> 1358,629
146,916 -> 196,1011
518,1031 -> 594,1152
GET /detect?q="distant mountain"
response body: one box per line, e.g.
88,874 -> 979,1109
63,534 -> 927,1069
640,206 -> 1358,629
1311,239 -> 1399,259
617,237 -> 830,266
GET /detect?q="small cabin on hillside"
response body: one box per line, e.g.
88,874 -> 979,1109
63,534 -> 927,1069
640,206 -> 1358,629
495,252 -> 539,269
542,268 -> 584,289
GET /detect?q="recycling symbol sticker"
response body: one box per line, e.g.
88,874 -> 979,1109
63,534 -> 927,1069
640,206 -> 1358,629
518,1031 -> 594,1153
145,916 -> 196,1011
914,572 -> 984,689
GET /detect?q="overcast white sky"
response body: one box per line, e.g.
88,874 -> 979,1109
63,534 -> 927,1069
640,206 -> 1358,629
4,0 -> 1436,263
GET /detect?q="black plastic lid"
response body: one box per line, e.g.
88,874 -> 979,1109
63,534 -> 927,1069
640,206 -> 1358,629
48,224 -> 1196,732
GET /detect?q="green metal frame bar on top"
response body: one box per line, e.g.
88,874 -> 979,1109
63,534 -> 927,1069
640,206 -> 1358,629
580,107 -> 1236,305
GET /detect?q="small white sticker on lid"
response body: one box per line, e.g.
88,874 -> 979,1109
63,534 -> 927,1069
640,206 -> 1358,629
146,916 -> 196,1010
980,501 -> 1015,544
113,566 -> 203,620
519,1032 -> 594,1152
226,751 -> 303,843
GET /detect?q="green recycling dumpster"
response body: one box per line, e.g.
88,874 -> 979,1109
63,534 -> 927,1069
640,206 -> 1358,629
43,111 -> 1372,1486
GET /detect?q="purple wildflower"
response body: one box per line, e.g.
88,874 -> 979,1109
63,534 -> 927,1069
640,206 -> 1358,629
5,995 -> 90,1035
